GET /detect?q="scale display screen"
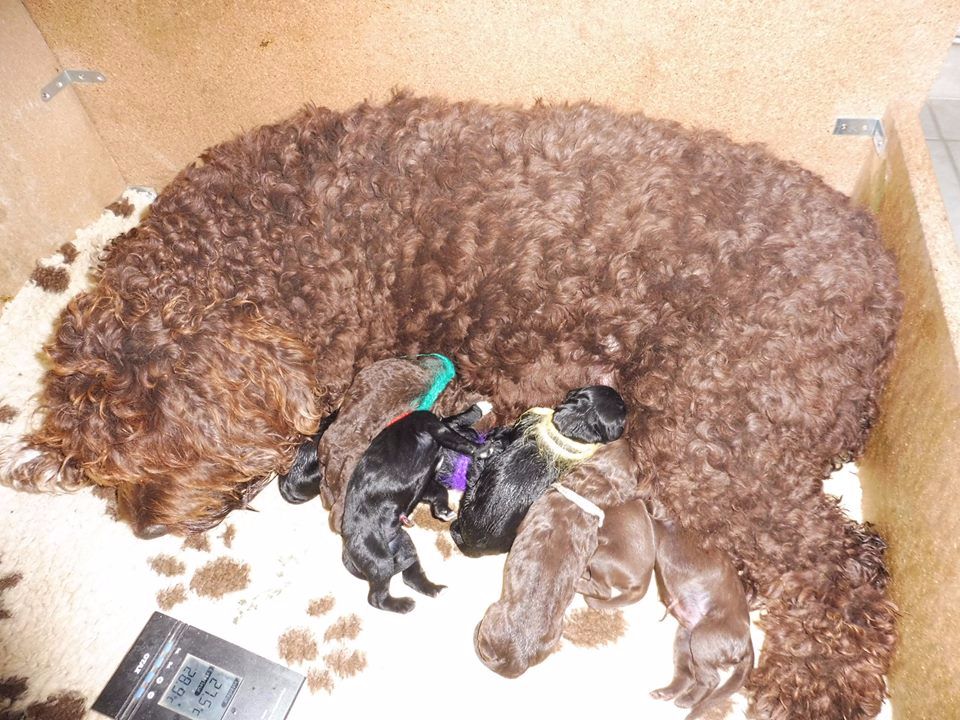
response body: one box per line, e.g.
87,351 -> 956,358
93,612 -> 303,720
157,654 -> 241,720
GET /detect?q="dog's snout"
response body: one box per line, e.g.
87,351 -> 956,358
133,522 -> 170,539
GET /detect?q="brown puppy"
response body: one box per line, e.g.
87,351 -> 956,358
575,498 -> 656,610
475,439 -> 638,677
280,356 -> 450,534
650,501 -> 753,720
320,358 -> 443,535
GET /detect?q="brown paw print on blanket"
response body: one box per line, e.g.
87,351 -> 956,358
410,506 -> 458,560
3,691 -> 86,720
143,522 -> 369,693
277,600 -> 368,695
0,571 -> 22,621
562,607 -> 628,648
146,525 -> 250,610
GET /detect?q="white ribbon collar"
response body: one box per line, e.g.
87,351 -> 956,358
550,482 -> 605,527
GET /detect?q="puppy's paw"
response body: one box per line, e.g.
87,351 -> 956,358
476,400 -> 493,416
446,491 -> 462,513
379,596 -> 416,614
425,583 -> 447,598
406,577 -> 446,597
650,687 -> 678,701
672,687 -> 705,708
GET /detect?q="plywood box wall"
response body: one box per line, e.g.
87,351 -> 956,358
0,1 -> 124,298
2,1 -> 960,716
3,0 -> 957,294
856,103 -> 960,719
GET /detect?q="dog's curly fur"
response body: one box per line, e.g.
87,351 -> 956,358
1,93 -> 901,718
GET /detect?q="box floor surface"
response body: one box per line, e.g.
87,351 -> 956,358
0,191 -> 891,720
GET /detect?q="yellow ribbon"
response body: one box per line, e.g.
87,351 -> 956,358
524,407 -> 600,463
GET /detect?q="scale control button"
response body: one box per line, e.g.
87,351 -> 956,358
156,676 -> 164,685
147,692 -> 155,700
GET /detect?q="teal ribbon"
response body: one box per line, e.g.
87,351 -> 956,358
413,353 -> 456,410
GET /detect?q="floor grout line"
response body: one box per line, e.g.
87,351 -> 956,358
928,106 -> 960,184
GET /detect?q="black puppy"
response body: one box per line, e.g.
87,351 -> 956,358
277,408 -> 340,504
451,385 -> 627,557
342,404 -> 489,613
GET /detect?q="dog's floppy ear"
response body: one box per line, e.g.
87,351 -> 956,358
474,491 -> 600,677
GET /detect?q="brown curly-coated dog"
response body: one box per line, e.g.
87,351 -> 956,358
0,93 -> 900,719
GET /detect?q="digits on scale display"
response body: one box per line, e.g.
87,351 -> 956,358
158,654 -> 240,720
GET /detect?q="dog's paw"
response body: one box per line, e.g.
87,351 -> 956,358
476,401 -> 493,416
672,686 -> 706,709
382,596 -> 416,614
650,687 -> 678,701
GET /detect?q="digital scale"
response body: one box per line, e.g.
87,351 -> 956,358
92,612 -> 303,720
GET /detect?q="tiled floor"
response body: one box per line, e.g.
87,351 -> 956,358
922,39 -> 960,247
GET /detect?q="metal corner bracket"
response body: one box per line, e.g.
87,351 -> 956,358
833,117 -> 886,156
41,69 -> 106,102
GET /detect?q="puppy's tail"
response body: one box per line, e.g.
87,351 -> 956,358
687,640 -> 754,720
277,409 -> 339,504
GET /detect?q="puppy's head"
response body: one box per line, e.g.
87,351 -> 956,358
475,604 -> 551,678
552,385 -> 626,444
473,494 -> 598,677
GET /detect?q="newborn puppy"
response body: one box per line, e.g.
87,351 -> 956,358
277,408 -> 340,505
575,498 -> 656,610
277,356 -> 451,533
650,501 -> 754,720
474,438 -> 639,677
342,405 -> 488,613
451,385 -> 627,557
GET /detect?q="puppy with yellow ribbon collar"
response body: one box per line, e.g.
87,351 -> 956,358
450,385 -> 626,557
